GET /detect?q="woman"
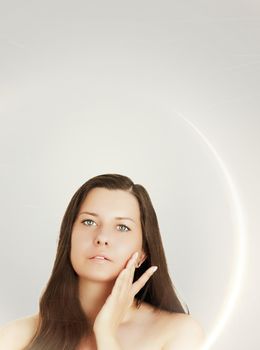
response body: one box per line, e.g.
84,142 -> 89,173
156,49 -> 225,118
0,173 -> 205,349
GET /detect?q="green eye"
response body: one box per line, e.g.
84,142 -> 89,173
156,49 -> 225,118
118,224 -> 130,232
81,219 -> 130,232
82,219 -> 95,226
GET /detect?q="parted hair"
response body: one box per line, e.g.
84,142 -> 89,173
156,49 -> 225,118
23,173 -> 189,350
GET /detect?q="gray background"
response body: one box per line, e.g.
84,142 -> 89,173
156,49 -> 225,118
0,1 -> 259,349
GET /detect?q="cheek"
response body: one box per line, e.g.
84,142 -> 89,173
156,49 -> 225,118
70,233 -> 87,263
71,228 -> 90,247
117,242 -> 141,264
126,234 -> 142,251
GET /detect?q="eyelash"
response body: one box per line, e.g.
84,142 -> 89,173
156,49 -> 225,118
81,219 -> 131,232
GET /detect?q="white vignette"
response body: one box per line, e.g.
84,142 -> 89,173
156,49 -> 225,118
172,112 -> 248,350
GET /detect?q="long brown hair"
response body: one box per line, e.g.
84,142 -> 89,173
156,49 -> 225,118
24,173 -> 189,350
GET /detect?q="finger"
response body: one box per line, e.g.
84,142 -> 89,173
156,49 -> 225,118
125,263 -> 136,292
126,251 -> 138,269
128,251 -> 138,271
111,268 -> 128,297
123,252 -> 137,285
126,253 -> 138,285
131,266 -> 158,296
114,252 -> 138,299
117,253 -> 138,299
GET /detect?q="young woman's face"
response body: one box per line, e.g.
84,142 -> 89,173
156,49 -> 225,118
70,187 -> 147,282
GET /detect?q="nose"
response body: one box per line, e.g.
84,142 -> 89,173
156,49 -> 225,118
94,231 -> 109,246
95,238 -> 109,245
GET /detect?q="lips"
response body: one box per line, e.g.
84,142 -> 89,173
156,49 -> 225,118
90,254 -> 111,261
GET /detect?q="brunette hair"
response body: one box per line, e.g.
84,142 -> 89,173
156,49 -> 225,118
23,173 -> 189,350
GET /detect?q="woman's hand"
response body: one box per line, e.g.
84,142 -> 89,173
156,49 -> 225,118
93,251 -> 158,336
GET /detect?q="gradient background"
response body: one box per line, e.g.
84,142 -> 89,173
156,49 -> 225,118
0,1 -> 259,349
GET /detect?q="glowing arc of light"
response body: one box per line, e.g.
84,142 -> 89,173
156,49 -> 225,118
176,113 -> 247,350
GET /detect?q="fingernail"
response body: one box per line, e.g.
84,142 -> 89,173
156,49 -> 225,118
151,266 -> 158,273
133,251 -> 139,260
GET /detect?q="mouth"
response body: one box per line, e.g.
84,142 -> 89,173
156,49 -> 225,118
90,255 -> 111,261
90,256 -> 111,263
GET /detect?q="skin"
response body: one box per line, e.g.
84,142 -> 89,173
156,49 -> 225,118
93,249 -> 158,337
0,187 -> 205,350
70,187 -> 155,328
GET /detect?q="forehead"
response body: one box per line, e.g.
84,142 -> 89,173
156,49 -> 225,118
79,187 -> 140,219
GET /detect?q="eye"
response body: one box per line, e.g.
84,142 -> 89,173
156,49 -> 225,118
118,224 -> 130,232
81,219 -> 96,226
81,219 -> 130,232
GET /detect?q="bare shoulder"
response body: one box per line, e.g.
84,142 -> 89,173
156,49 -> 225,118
0,313 -> 39,350
160,312 -> 205,350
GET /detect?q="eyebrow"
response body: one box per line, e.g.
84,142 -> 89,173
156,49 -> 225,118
79,211 -> 136,224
